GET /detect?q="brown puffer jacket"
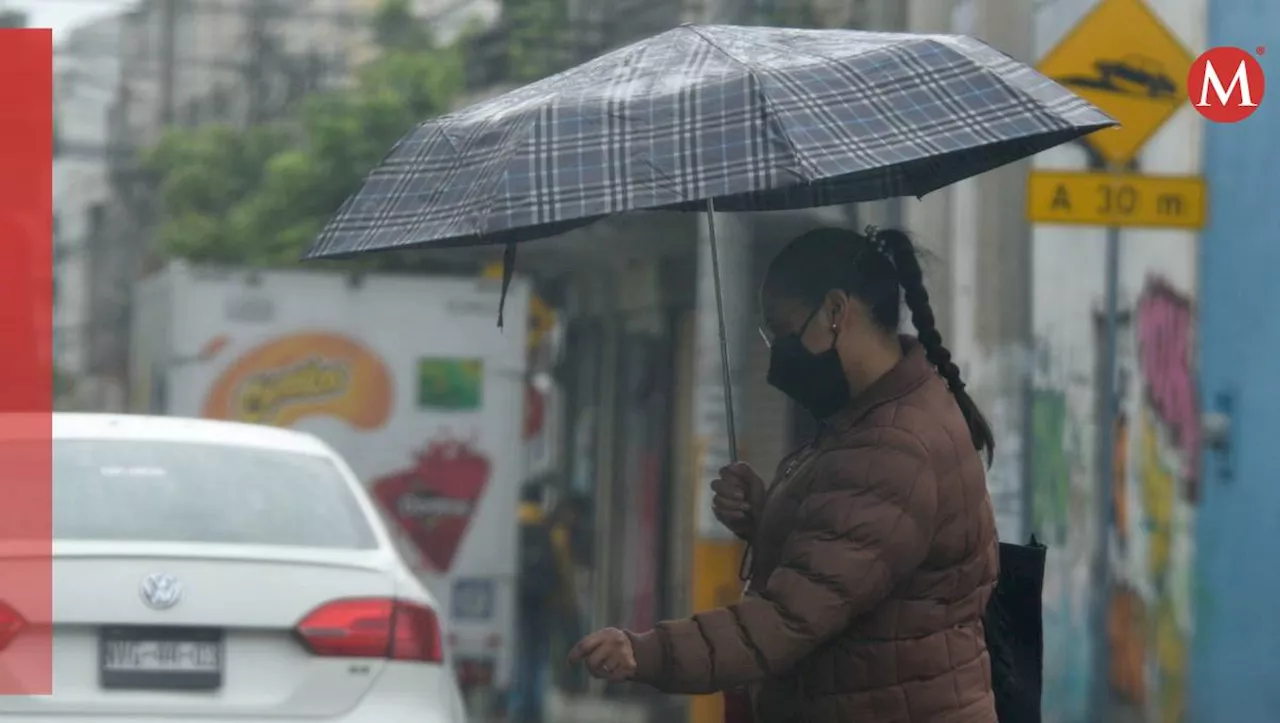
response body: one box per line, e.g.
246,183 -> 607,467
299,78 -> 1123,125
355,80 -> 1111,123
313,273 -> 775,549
627,337 -> 1000,723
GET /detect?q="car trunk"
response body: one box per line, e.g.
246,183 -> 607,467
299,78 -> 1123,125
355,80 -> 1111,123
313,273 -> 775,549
0,542 -> 401,718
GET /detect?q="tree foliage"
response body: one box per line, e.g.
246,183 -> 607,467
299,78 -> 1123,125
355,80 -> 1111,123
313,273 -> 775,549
758,0 -> 841,29
144,0 -> 465,269
501,0 -> 571,83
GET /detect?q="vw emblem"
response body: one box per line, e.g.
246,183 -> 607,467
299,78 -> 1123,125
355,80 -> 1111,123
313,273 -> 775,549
139,573 -> 182,610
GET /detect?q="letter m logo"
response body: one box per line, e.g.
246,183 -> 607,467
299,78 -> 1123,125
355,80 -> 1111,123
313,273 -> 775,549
1188,47 -> 1266,123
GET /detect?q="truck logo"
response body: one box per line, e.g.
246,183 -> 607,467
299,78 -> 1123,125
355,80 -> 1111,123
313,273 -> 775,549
372,436 -> 491,572
201,332 -> 392,429
235,358 -> 349,422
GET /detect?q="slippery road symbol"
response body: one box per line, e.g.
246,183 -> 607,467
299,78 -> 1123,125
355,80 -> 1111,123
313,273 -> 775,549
1056,54 -> 1179,100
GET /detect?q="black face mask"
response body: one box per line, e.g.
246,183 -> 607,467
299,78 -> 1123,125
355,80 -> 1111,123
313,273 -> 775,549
765,305 -> 851,420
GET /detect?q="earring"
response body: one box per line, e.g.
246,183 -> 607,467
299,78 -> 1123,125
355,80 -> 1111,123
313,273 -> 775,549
830,323 -> 837,332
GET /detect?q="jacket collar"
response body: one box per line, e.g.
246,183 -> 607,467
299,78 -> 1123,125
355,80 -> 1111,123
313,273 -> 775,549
819,335 -> 932,439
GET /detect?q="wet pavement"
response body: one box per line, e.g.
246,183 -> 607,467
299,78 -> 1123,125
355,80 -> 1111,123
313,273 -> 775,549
471,688 -> 652,723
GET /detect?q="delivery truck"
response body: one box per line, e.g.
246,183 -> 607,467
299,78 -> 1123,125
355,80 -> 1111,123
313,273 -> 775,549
130,262 -> 530,710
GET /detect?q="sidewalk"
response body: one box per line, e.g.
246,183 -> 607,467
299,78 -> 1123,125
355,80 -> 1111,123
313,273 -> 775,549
469,687 -> 654,723
545,688 -> 651,723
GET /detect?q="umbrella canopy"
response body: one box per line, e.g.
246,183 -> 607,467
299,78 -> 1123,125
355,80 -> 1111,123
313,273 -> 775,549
305,23 -> 1114,259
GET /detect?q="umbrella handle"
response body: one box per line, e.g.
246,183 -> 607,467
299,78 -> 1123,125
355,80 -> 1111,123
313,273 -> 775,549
704,199 -> 738,463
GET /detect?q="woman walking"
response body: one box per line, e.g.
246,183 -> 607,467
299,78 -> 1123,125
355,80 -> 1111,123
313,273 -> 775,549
570,226 -> 1001,723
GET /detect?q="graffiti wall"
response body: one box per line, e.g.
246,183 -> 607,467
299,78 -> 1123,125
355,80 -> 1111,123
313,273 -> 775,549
1031,273 -> 1198,723
1031,335 -> 1095,723
1107,279 -> 1199,723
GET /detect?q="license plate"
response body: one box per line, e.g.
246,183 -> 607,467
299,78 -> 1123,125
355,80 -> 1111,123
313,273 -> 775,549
99,627 -> 223,690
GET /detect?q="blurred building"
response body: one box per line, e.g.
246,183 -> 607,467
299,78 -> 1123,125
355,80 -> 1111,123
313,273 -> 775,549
78,0 -> 497,410
112,0 -> 492,134
53,13 -> 124,408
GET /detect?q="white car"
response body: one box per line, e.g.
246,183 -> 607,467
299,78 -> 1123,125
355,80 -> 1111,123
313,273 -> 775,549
0,413 -> 467,722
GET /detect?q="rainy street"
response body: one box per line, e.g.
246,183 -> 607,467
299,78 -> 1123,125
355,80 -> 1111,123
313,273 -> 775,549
4,0 -> 1274,721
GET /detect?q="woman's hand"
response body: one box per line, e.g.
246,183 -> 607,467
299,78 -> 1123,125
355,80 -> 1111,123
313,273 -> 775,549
568,628 -> 636,682
711,462 -> 766,539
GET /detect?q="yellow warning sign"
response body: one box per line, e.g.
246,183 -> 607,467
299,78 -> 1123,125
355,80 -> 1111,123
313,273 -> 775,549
1027,171 -> 1206,229
1037,0 -> 1196,166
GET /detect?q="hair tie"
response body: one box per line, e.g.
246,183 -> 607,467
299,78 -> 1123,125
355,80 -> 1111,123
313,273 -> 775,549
864,225 -> 888,256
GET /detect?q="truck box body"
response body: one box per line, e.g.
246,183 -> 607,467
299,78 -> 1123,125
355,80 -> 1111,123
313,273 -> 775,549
130,263 -> 529,690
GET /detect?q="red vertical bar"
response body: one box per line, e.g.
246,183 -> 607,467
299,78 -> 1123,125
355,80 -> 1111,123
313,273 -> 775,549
0,29 -> 54,695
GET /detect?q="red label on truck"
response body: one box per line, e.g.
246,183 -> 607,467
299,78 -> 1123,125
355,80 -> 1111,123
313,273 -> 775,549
372,437 -> 491,572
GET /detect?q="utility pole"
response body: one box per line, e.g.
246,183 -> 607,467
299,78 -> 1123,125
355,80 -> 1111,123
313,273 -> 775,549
244,0 -> 276,125
158,0 -> 178,126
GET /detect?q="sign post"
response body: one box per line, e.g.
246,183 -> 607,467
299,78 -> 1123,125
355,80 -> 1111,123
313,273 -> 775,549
1029,0 -> 1200,718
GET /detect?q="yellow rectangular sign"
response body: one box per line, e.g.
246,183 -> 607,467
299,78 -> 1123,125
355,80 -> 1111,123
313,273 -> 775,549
1026,171 -> 1206,229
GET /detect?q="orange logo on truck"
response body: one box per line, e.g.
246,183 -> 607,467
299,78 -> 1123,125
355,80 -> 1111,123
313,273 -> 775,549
202,333 -> 392,429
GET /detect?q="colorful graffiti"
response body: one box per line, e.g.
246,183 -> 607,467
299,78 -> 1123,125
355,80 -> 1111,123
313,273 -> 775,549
1106,278 -> 1198,723
1033,276 -> 1198,723
1109,409 -> 1147,707
1135,279 -> 1201,501
1030,338 -> 1093,723
1031,388 -> 1071,545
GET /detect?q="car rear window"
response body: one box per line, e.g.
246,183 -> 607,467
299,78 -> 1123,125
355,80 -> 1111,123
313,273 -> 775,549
53,439 -> 378,549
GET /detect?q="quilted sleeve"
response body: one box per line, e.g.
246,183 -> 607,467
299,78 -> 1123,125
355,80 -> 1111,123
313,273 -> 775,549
626,428 -> 938,692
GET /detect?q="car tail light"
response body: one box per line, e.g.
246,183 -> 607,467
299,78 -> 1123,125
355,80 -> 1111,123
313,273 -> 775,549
0,601 -> 27,651
295,598 -> 443,663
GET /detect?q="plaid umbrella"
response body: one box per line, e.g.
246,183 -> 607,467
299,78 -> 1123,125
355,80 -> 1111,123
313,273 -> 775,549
305,24 -> 1114,259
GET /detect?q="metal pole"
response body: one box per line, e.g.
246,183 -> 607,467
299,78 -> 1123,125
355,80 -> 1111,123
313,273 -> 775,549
1020,201 -> 1037,545
245,1 -> 271,124
1020,304 -> 1036,543
589,275 -> 618,698
158,0 -> 177,126
704,198 -> 738,462
1089,222 -> 1121,721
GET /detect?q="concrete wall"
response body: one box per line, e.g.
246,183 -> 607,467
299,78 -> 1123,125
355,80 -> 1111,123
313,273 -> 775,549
1027,1 -> 1205,721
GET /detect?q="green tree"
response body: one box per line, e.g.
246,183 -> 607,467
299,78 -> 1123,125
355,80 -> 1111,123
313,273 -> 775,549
147,123 -> 291,263
145,0 -> 465,269
372,0 -> 433,50
758,0 -> 835,29
220,45 -> 464,267
501,0 -> 571,82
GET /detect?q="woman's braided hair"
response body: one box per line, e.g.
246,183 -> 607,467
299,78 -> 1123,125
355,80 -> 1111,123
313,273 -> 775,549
877,228 -> 994,466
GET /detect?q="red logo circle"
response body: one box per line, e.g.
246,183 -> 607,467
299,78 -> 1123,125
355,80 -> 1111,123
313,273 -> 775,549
1187,46 -> 1266,123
